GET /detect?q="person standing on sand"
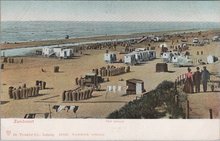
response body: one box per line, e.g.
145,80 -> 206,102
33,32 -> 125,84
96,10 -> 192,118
183,67 -> 194,93
193,67 -> 201,93
201,66 -> 210,92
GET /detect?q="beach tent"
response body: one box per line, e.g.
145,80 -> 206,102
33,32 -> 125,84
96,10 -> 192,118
134,51 -> 144,63
53,47 -> 62,57
159,43 -> 168,48
212,36 -> 220,41
207,55 -> 218,64
153,36 -> 165,42
146,50 -> 156,60
53,47 -> 73,58
171,55 -> 178,63
135,48 -> 146,52
104,52 -> 117,63
173,55 -> 193,67
42,47 -> 54,57
161,52 -> 171,63
124,53 -> 136,65
142,51 -> 150,61
60,49 -> 74,58
193,38 -> 199,43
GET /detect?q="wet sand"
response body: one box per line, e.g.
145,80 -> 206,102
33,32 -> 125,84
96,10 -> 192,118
1,29 -> 220,118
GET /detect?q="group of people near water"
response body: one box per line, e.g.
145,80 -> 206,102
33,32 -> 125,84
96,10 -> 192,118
184,66 -> 210,93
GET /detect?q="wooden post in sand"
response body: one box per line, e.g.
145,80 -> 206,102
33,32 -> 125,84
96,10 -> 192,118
8,86 -> 14,99
42,81 -> 46,89
1,64 -> 4,69
175,95 -> 178,105
185,100 -> 189,119
62,91 -> 66,101
3,57 -> 7,63
209,109 -> 213,119
54,66 -> 59,73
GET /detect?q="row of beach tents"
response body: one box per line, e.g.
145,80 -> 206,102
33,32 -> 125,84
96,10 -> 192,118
104,48 -> 156,65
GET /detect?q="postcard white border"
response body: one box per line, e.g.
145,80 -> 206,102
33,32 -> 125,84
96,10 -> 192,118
1,119 -> 219,140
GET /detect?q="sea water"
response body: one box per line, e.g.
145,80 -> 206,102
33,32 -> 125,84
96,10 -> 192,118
1,21 -> 220,57
1,21 -> 220,43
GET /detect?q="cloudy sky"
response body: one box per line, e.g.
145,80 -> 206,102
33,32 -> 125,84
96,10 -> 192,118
1,1 -> 220,22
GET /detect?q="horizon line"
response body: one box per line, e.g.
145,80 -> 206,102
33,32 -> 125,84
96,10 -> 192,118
1,20 -> 220,23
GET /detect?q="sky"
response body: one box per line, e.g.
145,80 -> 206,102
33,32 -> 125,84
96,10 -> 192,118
1,1 -> 220,22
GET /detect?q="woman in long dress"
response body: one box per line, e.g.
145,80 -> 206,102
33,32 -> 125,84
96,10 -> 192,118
183,67 -> 194,93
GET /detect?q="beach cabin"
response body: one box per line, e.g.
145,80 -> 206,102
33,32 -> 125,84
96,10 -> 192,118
126,79 -> 145,95
207,55 -> 218,64
133,49 -> 150,61
124,53 -> 136,65
171,55 -> 178,63
202,38 -> 210,44
173,55 -> 193,67
135,48 -> 146,52
161,52 -> 172,63
42,47 -> 54,57
147,50 -> 156,60
133,51 -> 143,63
60,49 -> 74,58
159,43 -> 168,48
53,47 -> 73,58
212,36 -> 220,42
193,38 -> 199,44
104,52 -> 117,63
53,47 -> 62,57
142,51 -> 150,61
153,36 -> 165,42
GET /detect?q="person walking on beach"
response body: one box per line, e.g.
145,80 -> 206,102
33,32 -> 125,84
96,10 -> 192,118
183,67 -> 194,93
201,66 -> 210,92
193,67 -> 201,93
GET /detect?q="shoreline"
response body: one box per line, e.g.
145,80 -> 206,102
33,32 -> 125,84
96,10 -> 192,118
1,28 -> 220,50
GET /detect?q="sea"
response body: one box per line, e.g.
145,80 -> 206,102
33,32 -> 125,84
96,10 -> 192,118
1,21 -> 220,43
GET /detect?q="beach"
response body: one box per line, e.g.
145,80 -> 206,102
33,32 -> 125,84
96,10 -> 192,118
1,29 -> 220,119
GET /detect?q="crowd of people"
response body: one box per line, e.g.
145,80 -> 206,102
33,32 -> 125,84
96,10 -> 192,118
183,66 -> 210,93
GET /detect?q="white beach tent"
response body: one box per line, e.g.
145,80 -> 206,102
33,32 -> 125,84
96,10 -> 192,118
212,36 -> 220,41
147,50 -> 156,60
161,52 -> 171,63
104,52 -> 117,63
60,49 -> 74,58
135,48 -> 146,52
133,51 -> 143,64
173,55 -> 193,67
53,47 -> 73,58
207,55 -> 218,64
124,53 -> 136,65
159,43 -> 168,48
42,47 -> 54,57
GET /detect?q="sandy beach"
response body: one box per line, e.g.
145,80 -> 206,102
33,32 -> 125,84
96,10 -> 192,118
1,29 -> 220,119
